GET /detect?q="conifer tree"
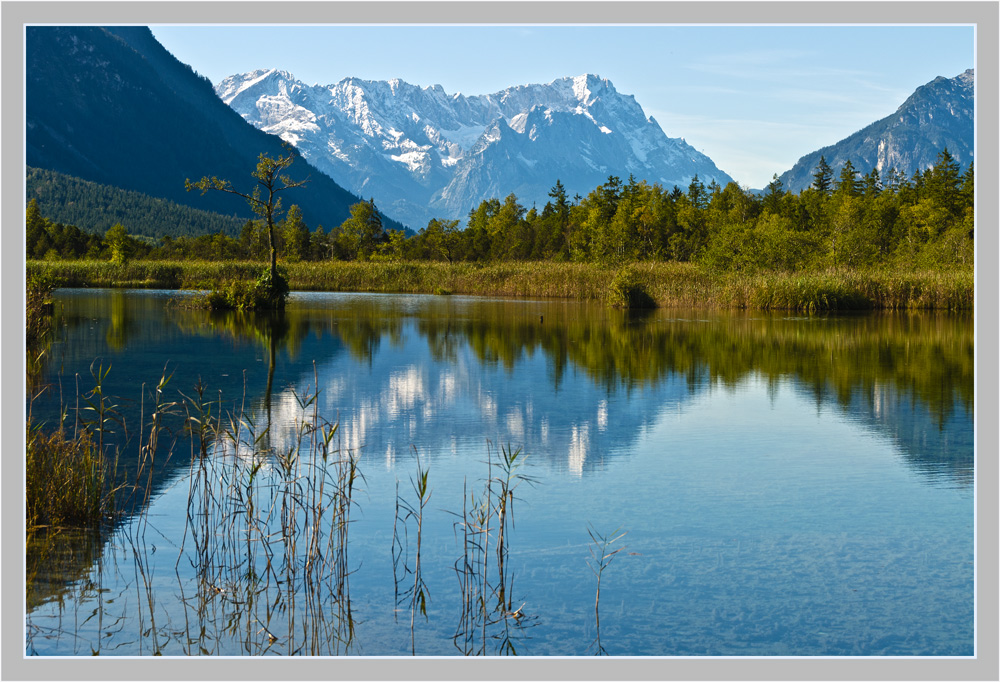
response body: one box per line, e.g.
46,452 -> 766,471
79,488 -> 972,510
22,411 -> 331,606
763,174 -> 785,214
25,198 -> 51,258
835,160 -> 861,197
928,148 -> 962,215
812,156 -> 833,194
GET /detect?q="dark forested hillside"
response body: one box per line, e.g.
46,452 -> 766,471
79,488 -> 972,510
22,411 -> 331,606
26,167 -> 247,238
25,26 -> 404,232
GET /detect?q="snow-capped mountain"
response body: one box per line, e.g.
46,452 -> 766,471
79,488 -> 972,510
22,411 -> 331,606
777,69 -> 974,192
216,71 -> 734,228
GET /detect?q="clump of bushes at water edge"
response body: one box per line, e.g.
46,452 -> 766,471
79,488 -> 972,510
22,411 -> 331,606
606,265 -> 657,309
203,266 -> 291,311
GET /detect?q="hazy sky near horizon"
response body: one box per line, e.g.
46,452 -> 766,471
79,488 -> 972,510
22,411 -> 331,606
151,24 -> 974,189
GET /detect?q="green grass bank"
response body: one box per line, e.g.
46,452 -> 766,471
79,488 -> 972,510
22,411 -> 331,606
26,259 -> 974,311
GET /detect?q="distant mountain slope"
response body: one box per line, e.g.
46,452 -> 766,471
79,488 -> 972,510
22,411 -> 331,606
778,69 -> 974,192
25,26 -> 402,233
216,71 -> 734,227
26,167 -> 247,238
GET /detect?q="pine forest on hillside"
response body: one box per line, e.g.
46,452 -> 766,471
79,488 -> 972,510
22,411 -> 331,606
26,167 -> 247,240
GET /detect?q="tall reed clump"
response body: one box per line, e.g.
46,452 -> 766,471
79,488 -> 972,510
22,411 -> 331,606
606,265 -> 657,309
26,270 -> 59,348
26,269 -> 60,388
26,358 -> 186,574
26,359 -> 135,536
179,367 -> 361,655
451,442 -> 537,655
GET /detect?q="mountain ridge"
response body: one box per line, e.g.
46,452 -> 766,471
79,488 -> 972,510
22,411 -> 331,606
216,71 -> 735,228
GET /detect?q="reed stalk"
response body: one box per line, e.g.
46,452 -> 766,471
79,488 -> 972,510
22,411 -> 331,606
392,447 -> 432,654
586,524 -> 628,655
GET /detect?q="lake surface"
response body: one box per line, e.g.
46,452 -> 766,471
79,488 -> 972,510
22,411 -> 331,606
25,289 -> 975,656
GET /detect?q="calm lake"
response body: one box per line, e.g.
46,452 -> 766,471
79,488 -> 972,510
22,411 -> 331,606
25,289 -> 974,656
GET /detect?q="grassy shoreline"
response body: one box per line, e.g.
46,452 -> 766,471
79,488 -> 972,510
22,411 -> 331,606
25,259 -> 974,311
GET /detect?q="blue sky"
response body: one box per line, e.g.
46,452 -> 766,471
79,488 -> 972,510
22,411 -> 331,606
151,24 -> 974,189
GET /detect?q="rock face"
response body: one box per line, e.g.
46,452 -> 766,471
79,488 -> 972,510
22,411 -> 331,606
778,69 -> 974,192
217,71 -> 734,228
25,26 -> 388,232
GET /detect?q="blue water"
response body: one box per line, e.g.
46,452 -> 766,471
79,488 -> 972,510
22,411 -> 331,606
25,290 -> 974,656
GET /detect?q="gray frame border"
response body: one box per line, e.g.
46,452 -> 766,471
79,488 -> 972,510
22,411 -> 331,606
3,2 -> 996,681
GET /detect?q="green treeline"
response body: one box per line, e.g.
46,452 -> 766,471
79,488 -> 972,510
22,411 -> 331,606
27,150 -> 972,274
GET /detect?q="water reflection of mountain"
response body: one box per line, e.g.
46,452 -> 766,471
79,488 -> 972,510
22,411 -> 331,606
264,319 -> 700,476
35,290 -> 974,490
837,382 -> 973,487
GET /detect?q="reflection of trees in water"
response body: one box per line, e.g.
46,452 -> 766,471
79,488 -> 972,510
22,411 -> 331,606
48,293 -> 973,428
416,304 -> 972,426
26,292 -> 974,644
26,528 -> 103,615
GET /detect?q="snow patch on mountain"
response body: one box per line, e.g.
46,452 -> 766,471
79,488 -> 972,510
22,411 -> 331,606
438,122 -> 489,150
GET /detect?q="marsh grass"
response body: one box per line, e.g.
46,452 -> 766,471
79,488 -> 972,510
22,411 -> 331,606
25,424 -> 123,532
27,259 -> 972,311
